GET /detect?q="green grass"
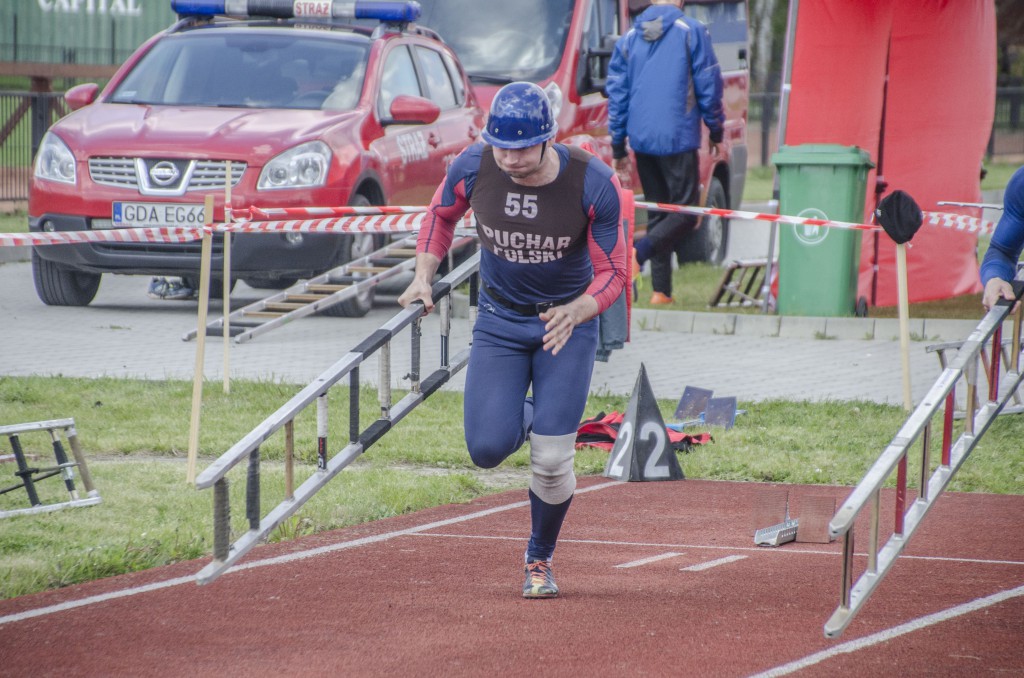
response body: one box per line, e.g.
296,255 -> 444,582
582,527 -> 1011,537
0,211 -> 27,233
742,165 -> 775,202
2,375 -> 1022,599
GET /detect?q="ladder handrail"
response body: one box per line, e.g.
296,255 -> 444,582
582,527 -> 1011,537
824,281 -> 1024,638
193,252 -> 480,584
195,252 -> 479,489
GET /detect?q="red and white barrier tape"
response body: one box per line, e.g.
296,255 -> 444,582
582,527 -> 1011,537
0,203 -> 994,248
922,211 -> 997,235
239,204 -> 428,220
637,201 -> 997,236
1,212 -> 474,247
0,225 -> 202,248
222,211 -> 472,234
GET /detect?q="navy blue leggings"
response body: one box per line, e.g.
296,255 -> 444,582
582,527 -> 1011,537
464,292 -> 598,467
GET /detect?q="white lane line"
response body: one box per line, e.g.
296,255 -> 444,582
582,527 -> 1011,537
412,535 -> 1024,567
682,555 -> 747,571
615,552 -> 684,568
750,583 -> 1024,678
0,480 -> 622,627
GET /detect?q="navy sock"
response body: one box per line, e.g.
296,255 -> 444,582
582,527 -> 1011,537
525,488 -> 573,562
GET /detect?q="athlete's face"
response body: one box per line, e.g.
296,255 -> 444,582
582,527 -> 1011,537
492,144 -> 546,180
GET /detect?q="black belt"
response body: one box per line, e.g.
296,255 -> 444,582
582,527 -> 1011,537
482,281 -> 585,316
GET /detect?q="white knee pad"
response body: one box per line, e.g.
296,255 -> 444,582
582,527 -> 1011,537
529,432 -> 577,505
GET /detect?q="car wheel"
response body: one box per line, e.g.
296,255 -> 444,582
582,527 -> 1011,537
676,176 -> 729,265
32,251 -> 101,306
321,194 -> 385,318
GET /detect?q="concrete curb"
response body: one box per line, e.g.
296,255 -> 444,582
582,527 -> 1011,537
0,246 -> 29,264
450,293 -> 982,344
632,308 -> 983,343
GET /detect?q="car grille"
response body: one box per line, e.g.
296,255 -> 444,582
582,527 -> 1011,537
89,157 -> 246,195
91,233 -> 226,257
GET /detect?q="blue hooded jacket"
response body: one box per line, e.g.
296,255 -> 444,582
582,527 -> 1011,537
606,3 -> 724,158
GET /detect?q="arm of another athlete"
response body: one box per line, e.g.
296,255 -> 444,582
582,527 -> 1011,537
540,158 -> 627,354
980,166 -> 1024,310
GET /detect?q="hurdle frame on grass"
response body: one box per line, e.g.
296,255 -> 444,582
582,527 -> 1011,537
191,252 -> 480,584
824,279 -> 1024,638
0,418 -> 101,518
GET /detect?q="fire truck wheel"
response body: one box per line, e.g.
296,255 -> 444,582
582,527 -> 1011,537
675,176 -> 729,266
321,193 -> 385,318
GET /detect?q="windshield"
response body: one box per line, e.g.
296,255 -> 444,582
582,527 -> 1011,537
684,1 -> 748,72
110,29 -> 370,110
415,0 -> 575,82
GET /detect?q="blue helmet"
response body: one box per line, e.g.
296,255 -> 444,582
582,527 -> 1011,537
481,82 -> 558,149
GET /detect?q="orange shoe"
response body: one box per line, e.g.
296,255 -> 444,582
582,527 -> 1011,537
649,292 -> 674,305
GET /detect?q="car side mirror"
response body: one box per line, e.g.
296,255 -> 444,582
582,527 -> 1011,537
65,83 -> 100,111
386,95 -> 441,125
580,34 -> 618,98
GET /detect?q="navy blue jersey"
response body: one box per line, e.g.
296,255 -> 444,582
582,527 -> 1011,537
417,142 -> 627,313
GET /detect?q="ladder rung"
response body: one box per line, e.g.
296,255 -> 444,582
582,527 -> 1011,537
304,284 -> 348,293
386,248 -> 417,257
285,293 -> 331,302
243,311 -> 287,318
264,302 -> 309,311
348,266 -> 391,274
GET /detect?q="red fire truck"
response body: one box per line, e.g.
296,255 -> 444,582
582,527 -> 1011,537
415,0 -> 750,263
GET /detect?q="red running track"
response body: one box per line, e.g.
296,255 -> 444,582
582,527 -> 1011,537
1,479 -> 1022,677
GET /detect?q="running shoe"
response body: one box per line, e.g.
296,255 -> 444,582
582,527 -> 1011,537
649,291 -> 674,305
522,559 -> 559,599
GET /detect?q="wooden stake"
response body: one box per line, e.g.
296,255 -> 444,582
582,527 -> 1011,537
223,161 -> 232,394
187,195 -> 215,484
896,242 -> 913,412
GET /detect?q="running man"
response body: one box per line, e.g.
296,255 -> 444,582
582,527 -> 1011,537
398,81 -> 628,598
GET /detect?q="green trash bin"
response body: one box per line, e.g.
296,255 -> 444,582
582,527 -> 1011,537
772,144 -> 875,317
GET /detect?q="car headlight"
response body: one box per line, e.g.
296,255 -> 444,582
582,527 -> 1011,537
34,132 -> 77,185
257,141 -> 332,190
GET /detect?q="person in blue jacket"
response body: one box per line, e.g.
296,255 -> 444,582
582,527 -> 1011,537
606,0 -> 724,304
980,165 -> 1024,310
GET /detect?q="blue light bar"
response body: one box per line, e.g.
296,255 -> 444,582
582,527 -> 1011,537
171,0 -> 421,23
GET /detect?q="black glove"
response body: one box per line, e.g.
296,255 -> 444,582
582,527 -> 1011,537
612,141 -> 628,160
875,189 -> 922,245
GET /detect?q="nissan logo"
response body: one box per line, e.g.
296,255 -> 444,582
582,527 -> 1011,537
148,161 -> 180,186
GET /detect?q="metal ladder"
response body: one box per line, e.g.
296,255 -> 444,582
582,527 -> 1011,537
182,234 -> 475,344
193,252 -> 480,584
708,258 -> 772,309
824,281 -> 1024,638
0,418 -> 102,518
